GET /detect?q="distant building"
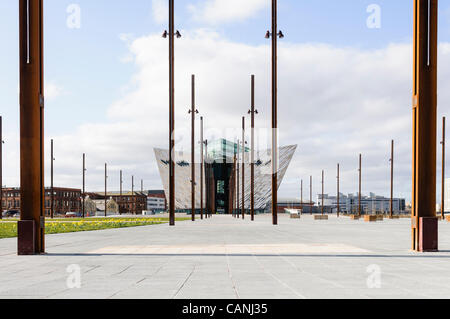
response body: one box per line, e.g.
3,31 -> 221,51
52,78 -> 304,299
272,198 -> 316,214
444,178 -> 450,212
86,191 -> 147,215
147,190 -> 167,213
1,187 -> 81,216
317,193 -> 406,214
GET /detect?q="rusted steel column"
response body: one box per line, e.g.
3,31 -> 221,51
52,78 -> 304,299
242,117 -> 245,220
248,75 -> 257,221
200,117 -> 204,219
82,153 -> 86,218
310,176 -> 312,215
18,0 -> 45,255
337,164 -> 340,217
132,175 -> 135,215
237,139 -> 240,218
412,0 -> 438,252
390,140 -> 394,218
105,164 -> 107,217
300,179 -> 303,216
441,117 -> 445,219
321,170 -> 324,215
271,0 -> 278,226
120,170 -> 123,214
189,75 -> 198,221
0,116 -> 3,220
50,139 -> 54,218
358,154 -> 362,217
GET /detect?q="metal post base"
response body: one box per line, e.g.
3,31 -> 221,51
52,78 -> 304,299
17,220 -> 35,255
419,217 -> 438,252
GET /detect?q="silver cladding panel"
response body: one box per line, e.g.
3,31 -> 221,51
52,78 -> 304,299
154,145 -> 297,210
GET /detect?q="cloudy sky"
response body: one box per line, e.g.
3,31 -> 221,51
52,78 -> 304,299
2,0 -> 450,202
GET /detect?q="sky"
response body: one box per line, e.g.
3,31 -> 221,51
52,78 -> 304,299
1,0 -> 450,203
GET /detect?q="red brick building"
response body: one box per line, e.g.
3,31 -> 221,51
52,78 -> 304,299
1,187 -> 82,217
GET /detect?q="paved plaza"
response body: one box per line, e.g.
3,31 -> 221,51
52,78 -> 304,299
1,214 -> 450,299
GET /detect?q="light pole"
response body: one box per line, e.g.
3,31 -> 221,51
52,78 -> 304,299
163,0 -> 181,226
337,164 -> 340,217
51,139 -> 54,218
104,163 -> 108,217
390,141 -> 394,218
358,154 -> 362,217
266,0 -> 284,226
441,117 -> 446,220
189,74 -> 199,222
82,153 -> 86,218
132,175 -> 135,215
248,75 -> 258,221
242,117 -> 246,220
237,139 -> 240,218
200,117 -> 204,219
300,179 -> 303,216
321,170 -> 324,216
310,176 -> 312,215
0,116 -> 3,219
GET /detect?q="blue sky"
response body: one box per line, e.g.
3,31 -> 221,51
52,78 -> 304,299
2,0 -> 450,202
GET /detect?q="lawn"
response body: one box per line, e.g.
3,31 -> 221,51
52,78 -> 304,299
0,217 -> 190,239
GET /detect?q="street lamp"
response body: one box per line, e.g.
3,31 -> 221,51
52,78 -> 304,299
188,74 -> 199,222
163,0 -> 182,226
266,0 -> 284,225
248,75 -> 259,221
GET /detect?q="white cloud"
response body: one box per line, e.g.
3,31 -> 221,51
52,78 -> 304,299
45,82 -> 65,100
5,28 -> 450,203
152,0 -> 168,24
188,0 -> 268,25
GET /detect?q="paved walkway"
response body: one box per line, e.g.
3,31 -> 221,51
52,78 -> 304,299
1,214 -> 450,299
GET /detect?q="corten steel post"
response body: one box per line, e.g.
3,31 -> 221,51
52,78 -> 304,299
390,141 -> 394,218
189,75 -> 199,222
358,154 -> 362,217
337,164 -> 340,217
82,153 -> 86,218
200,117 -> 204,219
441,117 -> 445,219
0,116 -> 2,219
132,175 -> 135,215
300,179 -> 303,215
310,176 -> 312,215
18,0 -> 45,255
266,0 -> 284,226
120,170 -> 123,214
242,117 -> 245,220
321,170 -> 324,216
412,0 -> 438,252
248,75 -> 258,221
237,139 -> 240,218
163,0 -> 181,226
104,163 -> 107,217
50,139 -> 54,218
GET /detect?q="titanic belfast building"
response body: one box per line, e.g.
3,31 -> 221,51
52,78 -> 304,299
154,139 -> 297,214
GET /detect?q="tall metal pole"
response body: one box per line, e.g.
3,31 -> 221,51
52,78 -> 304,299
248,75 -> 258,221
200,117 -> 204,220
441,117 -> 445,219
132,175 -> 135,215
390,140 -> 394,218
82,153 -> 86,218
358,154 -> 362,217
300,179 -> 303,216
237,139 -> 240,218
189,74 -> 198,222
412,0 -> 438,252
51,139 -> 54,218
337,164 -> 340,217
104,164 -> 108,217
242,117 -> 245,220
270,0 -> 279,226
120,170 -> 123,214
18,0 -> 45,255
321,170 -> 324,216
0,116 -> 2,220
165,0 -> 180,226
141,179 -> 143,192
310,176 -> 312,215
